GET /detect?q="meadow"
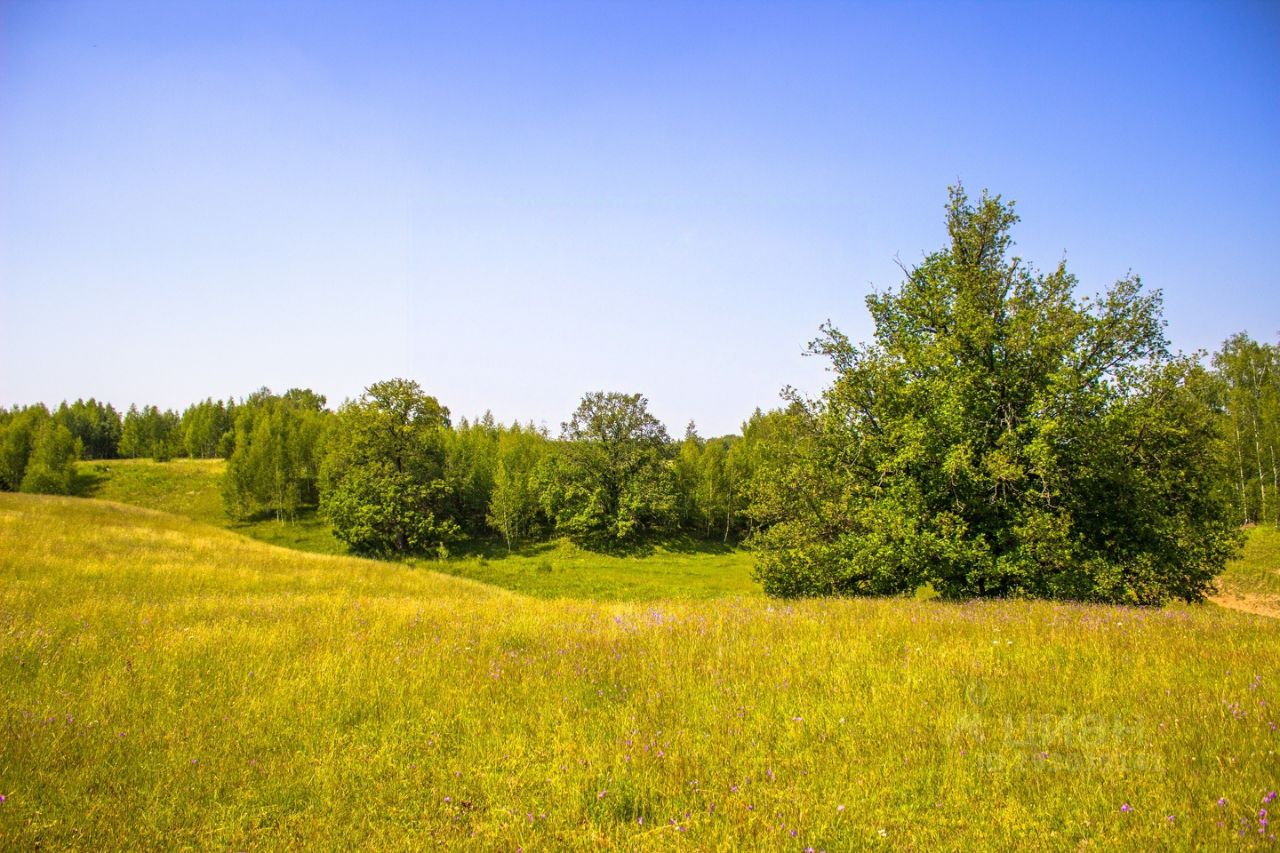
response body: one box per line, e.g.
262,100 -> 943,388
1,491 -> 1277,850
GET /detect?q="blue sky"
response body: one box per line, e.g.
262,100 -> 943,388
2,0 -> 1277,435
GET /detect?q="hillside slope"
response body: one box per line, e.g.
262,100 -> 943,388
75,458 -> 759,600
1,493 -> 1277,849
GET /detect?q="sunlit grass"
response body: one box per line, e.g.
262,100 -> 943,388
2,493 -> 1277,849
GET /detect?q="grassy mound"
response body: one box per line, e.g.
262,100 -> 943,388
1,493 -> 1276,848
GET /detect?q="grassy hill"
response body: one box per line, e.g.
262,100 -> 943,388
2,492 -> 1277,849
75,458 -> 348,556
75,458 -> 758,600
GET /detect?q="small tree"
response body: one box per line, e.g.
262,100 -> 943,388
753,186 -> 1240,604
20,421 -> 79,495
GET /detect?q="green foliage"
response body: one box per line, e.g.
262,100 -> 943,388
180,397 -> 236,459
53,398 -> 122,459
443,413 -> 500,536
543,392 -> 676,544
18,420 -> 79,494
673,421 -> 704,528
753,187 -> 1241,604
118,404 -> 182,461
486,422 -> 551,549
222,390 -> 328,521
1212,333 -> 1280,526
0,405 -> 81,496
320,378 -> 459,555
674,422 -> 749,542
0,405 -> 50,490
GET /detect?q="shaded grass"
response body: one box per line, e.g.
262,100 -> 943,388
1,493 -> 1277,849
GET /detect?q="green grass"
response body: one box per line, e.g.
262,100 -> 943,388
2,492 -> 1277,849
1219,525 -> 1280,597
76,458 -> 227,524
74,458 -> 758,599
76,458 -> 347,556
415,538 -> 758,601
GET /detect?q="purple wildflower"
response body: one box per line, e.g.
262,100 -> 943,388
1265,791 -> 1277,805
1120,803 -> 1132,813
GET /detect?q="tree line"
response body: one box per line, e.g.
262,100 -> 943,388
0,383 -> 788,553
2,186 -> 1274,603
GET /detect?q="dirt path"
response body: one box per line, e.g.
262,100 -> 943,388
1211,593 -> 1280,619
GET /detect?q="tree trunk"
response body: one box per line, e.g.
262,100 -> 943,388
1252,407 -> 1267,525
1234,417 -> 1249,524
1271,442 -> 1279,526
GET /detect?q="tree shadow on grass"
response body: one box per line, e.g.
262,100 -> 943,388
445,532 -> 742,561
71,463 -> 109,498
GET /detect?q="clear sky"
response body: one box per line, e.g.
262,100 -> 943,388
2,1 -> 1277,436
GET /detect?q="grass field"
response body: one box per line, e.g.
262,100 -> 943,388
1,492 -> 1277,849
74,459 -> 758,600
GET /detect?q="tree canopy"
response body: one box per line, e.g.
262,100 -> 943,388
751,187 -> 1240,604
320,379 -> 458,555
543,392 -> 676,544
